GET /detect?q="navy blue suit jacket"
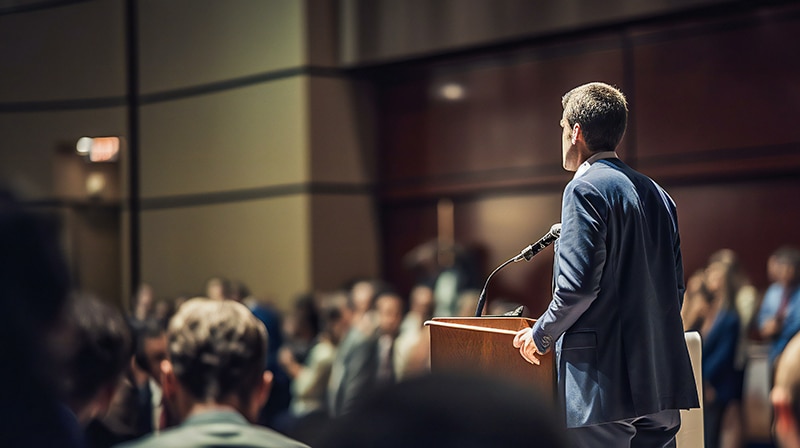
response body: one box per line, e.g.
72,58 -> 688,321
532,157 -> 699,427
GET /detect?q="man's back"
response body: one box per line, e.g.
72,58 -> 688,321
551,158 -> 698,426
117,410 -> 309,448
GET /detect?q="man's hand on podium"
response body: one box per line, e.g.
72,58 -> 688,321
513,327 -> 543,366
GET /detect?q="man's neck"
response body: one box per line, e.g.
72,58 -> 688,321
187,402 -> 240,419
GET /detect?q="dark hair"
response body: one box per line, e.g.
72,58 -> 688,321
133,318 -> 166,371
167,298 -> 267,406
63,294 -> 132,408
562,82 -> 628,152
772,246 -> 800,270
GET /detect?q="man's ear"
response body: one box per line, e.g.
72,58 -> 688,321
160,359 -> 177,400
257,370 -> 274,407
571,123 -> 581,145
245,371 -> 273,422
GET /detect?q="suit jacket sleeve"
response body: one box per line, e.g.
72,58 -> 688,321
532,179 -> 608,353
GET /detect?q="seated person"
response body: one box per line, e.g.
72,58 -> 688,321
116,298 -> 309,448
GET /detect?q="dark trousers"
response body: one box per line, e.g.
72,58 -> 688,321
567,409 -> 681,448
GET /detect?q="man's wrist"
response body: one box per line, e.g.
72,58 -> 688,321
531,322 -> 553,354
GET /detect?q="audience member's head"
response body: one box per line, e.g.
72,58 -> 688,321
350,279 -> 378,316
162,298 -> 271,423
134,319 -> 168,385
456,289 -> 482,317
205,276 -> 233,301
769,247 -> 800,288
284,292 -> 321,343
409,285 -> 434,321
375,292 -> 405,338
320,291 -> 353,345
131,284 -> 154,321
62,293 -> 132,424
772,333 -> 800,448
314,372 -> 569,448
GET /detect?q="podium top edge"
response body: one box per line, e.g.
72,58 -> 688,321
423,320 -> 522,336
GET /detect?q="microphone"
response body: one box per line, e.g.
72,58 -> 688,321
512,223 -> 562,263
474,223 -> 562,317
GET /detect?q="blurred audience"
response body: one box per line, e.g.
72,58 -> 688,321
116,298 -> 309,448
757,246 -> 800,368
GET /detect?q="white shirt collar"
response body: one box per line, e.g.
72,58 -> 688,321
573,151 -> 619,179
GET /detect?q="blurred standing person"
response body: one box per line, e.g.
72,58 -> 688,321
710,249 -> 757,448
512,82 -> 698,447
702,260 -> 742,448
395,285 -> 435,380
757,247 -> 800,368
277,293 -> 350,440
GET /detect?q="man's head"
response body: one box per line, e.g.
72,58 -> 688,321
375,292 -> 405,338
560,82 -> 628,170
772,333 -> 800,447
162,298 -> 271,422
134,319 -> 168,385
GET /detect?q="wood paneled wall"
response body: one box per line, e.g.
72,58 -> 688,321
374,2 -> 800,314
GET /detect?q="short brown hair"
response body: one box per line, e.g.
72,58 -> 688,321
167,298 -> 267,405
562,82 -> 628,152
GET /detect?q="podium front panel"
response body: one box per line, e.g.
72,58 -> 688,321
427,317 -> 555,402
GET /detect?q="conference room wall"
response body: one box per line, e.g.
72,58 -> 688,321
375,2 -> 800,305
136,1 -> 377,305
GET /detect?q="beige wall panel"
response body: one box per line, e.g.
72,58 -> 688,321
140,197 -> 310,308
139,78 -> 307,198
310,194 -> 379,290
0,0 -> 125,102
309,77 -> 374,184
0,108 -> 127,199
138,0 -> 304,94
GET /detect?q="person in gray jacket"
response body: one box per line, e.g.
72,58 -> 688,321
116,298 -> 308,448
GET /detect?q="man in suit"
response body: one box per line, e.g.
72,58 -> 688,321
772,333 -> 800,448
327,291 -> 404,417
513,82 -> 699,447
116,298 -> 308,448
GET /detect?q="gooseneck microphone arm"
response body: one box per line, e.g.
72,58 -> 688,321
474,256 -> 516,317
474,223 -> 562,317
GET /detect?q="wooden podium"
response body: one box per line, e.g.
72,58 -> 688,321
425,317 -> 555,402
